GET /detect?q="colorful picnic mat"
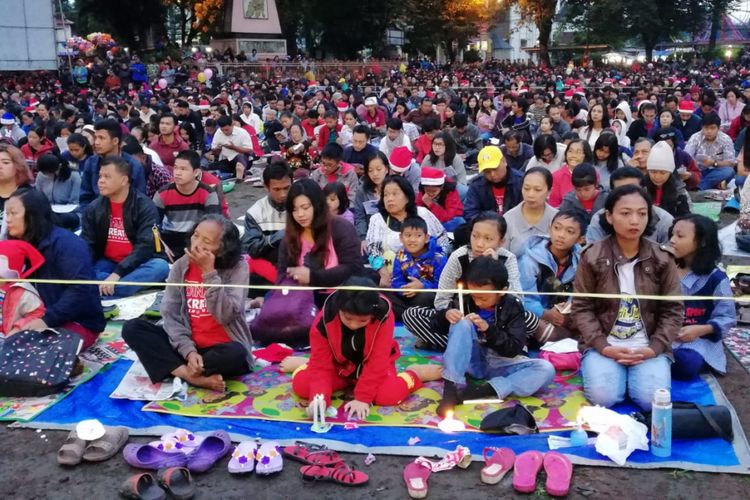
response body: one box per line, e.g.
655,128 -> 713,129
0,325 -> 129,422
142,333 -> 587,432
724,327 -> 750,374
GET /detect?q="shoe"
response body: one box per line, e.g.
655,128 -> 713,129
255,441 -> 283,475
403,462 -> 431,498
143,293 -> 163,319
228,441 -> 257,474
123,443 -> 188,470
185,430 -> 232,473
157,468 -> 194,500
543,452 -> 573,497
103,305 -> 120,320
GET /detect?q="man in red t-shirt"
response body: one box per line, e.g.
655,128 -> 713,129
81,156 -> 169,298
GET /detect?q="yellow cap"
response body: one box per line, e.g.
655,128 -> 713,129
477,146 -> 504,172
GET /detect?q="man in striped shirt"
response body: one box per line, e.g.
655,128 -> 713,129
153,150 -> 221,260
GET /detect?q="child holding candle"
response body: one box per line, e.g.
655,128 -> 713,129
436,256 -> 555,417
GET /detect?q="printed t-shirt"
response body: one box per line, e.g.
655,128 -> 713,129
492,185 -> 506,214
608,259 -> 649,348
185,263 -> 231,349
104,201 -> 133,263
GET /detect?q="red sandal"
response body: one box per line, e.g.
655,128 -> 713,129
299,462 -> 369,487
283,442 -> 343,466
480,447 -> 515,485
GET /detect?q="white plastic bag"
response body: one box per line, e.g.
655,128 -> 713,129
577,406 -> 649,465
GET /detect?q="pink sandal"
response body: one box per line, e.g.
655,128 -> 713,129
543,452 -> 573,497
512,450 -> 544,493
480,447 -> 515,485
403,462 -> 431,499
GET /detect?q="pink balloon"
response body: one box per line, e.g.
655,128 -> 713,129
158,78 -> 168,89
204,68 -> 213,79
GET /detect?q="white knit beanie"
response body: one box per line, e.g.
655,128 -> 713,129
646,141 -> 675,173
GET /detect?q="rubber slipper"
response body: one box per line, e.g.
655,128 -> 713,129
481,447 -> 515,485
123,443 -> 188,470
83,426 -> 129,462
119,473 -> 167,500
300,462 -> 369,487
228,441 -> 257,474
255,441 -> 283,475
57,430 -> 87,466
543,452 -> 573,497
157,467 -> 195,500
156,429 -> 204,455
282,442 -> 343,466
403,462 -> 431,499
185,430 -> 232,473
512,450 -> 544,494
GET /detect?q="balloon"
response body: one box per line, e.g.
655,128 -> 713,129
204,68 -> 213,79
158,78 -> 167,89
197,72 -> 206,83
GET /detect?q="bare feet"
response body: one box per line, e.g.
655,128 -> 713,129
185,373 -> 226,392
280,356 -> 307,373
407,363 -> 443,382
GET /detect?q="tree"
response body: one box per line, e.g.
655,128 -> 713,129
506,0 -> 558,66
162,0 -> 225,46
704,0 -> 740,52
73,0 -> 168,50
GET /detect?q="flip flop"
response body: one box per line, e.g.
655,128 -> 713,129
157,429 -> 204,455
83,426 -> 130,462
123,443 -> 188,470
157,467 -> 195,500
480,447 -> 515,485
403,462 -> 431,499
512,450 -> 544,494
57,430 -> 87,466
543,452 -> 573,497
300,462 -> 369,487
185,430 -> 232,473
119,473 -> 167,500
282,442 -> 343,466
228,441 -> 257,474
255,441 -> 283,475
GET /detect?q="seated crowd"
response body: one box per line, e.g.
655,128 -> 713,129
0,75 -> 743,421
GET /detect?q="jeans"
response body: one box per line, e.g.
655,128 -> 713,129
699,166 -> 736,190
581,349 -> 671,410
443,216 -> 466,232
94,257 -> 170,298
456,183 -> 469,203
442,320 -> 555,398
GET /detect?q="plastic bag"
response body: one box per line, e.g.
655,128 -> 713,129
577,406 -> 649,465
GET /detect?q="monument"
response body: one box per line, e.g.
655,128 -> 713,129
210,0 -> 286,58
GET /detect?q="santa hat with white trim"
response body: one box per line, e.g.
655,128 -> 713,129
420,167 -> 445,186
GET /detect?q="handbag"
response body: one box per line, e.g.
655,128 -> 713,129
0,329 -> 83,397
636,402 -> 734,442
250,280 -> 319,347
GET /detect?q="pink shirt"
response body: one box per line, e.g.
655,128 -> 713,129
549,165 -> 574,208
298,237 -> 339,268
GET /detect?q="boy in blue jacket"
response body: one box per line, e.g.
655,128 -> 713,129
389,217 -> 447,321
518,210 -> 586,344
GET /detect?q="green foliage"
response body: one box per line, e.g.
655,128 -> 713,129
71,0 -> 168,50
463,48 -> 483,63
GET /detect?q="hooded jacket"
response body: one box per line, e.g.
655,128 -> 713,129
306,293 -> 398,404
517,235 -> 580,318
416,184 -> 464,222
615,101 -> 633,130
391,237 -> 447,290
559,187 -> 609,223
463,168 -> 523,221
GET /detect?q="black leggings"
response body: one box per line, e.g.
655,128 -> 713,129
122,319 -> 250,383
383,291 -> 436,323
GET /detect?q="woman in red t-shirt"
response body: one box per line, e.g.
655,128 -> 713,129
123,215 -> 253,392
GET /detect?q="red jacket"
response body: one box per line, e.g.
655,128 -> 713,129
21,138 -> 55,162
416,188 -> 464,222
728,114 -> 750,142
306,294 -> 399,405
149,134 -> 189,168
414,134 -> 432,164
317,123 -> 343,147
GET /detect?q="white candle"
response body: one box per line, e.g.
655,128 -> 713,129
437,410 -> 466,433
457,283 -> 464,315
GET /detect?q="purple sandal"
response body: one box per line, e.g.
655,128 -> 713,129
186,431 -> 232,473
123,444 -> 188,470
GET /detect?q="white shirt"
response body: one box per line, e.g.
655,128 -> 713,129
142,145 -> 164,167
608,259 -> 649,348
240,111 -> 264,134
212,126 -> 253,161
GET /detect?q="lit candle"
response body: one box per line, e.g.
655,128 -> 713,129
437,410 -> 466,433
457,283 -> 464,315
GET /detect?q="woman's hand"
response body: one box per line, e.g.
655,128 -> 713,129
445,309 -> 464,324
601,346 -> 654,366
360,241 -> 368,256
287,266 -> 311,285
677,325 -> 711,343
185,246 -> 215,274
344,400 -> 371,420
186,351 -> 204,377
99,272 -> 121,296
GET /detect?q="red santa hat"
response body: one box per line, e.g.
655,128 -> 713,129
389,146 -> 413,173
336,100 -> 349,112
678,101 -> 695,114
420,167 -> 445,186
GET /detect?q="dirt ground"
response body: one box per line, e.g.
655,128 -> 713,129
1,182 -> 750,499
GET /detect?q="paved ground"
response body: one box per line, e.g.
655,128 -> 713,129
1,181 -> 750,499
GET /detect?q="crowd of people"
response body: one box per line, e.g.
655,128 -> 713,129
0,50 -> 746,420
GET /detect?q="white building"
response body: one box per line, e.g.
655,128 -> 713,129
488,5 -> 540,62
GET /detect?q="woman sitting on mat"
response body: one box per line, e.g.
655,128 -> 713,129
668,214 -> 736,380
286,277 -> 442,421
572,185 -> 683,410
123,214 -> 253,392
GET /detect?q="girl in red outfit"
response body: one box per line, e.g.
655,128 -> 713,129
290,277 -> 441,420
416,167 -> 465,232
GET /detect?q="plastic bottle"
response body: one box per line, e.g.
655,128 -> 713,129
651,388 -> 672,457
569,426 -> 588,447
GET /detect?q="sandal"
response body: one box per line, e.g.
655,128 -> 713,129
123,443 -> 188,470
57,430 -> 87,466
119,473 -> 167,500
300,462 -> 369,487
283,441 -> 343,466
228,441 -> 257,474
185,430 -> 232,473
255,441 -> 283,475
157,467 -> 195,500
403,462 -> 431,499
512,450 -> 544,494
155,429 -> 204,455
543,452 -> 573,497
83,426 -> 129,462
480,447 -> 515,485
